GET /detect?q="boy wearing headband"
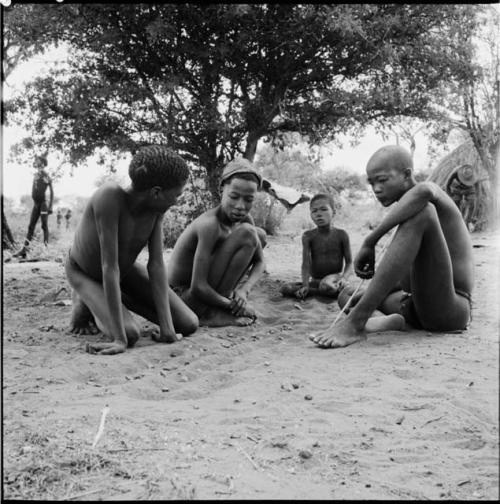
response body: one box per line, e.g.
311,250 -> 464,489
168,158 -> 266,327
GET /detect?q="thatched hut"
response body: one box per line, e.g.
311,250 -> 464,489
427,140 -> 492,231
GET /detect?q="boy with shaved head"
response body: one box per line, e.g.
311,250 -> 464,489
310,145 -> 474,348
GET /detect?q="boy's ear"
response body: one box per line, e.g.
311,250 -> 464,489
150,186 -> 162,198
403,167 -> 412,179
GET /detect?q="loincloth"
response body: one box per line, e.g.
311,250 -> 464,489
400,290 -> 472,330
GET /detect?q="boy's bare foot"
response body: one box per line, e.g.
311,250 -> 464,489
309,318 -> 367,348
309,313 -> 406,349
365,313 -> 406,333
200,308 -> 255,327
86,342 -> 127,355
69,296 -> 99,335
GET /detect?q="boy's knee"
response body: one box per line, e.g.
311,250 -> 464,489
235,223 -> 260,247
124,320 -> 141,347
256,227 -> 267,248
400,202 -> 438,230
181,312 -> 199,336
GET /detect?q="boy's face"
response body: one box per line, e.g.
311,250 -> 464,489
151,183 -> 186,212
366,164 -> 408,206
310,198 -> 334,227
221,177 -> 258,222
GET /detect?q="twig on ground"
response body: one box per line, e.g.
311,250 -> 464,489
421,415 -> 445,427
106,447 -> 169,453
235,443 -> 261,471
67,488 -> 103,500
92,405 -> 110,449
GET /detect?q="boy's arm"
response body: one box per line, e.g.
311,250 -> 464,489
234,236 -> 266,299
93,191 -> 127,349
356,182 -> 443,278
47,178 -> 54,213
340,231 -> 353,280
190,221 -> 233,310
147,215 -> 178,340
300,232 -> 312,287
364,182 -> 441,247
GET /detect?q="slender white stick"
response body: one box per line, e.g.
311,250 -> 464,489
92,405 -> 110,449
328,229 -> 396,329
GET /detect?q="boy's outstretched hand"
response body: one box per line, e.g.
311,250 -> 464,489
152,329 -> 183,343
86,342 -> 127,355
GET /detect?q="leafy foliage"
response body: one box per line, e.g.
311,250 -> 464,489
4,3 -> 485,204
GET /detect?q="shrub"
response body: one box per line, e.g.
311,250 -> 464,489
162,178 -> 210,248
250,192 -> 287,235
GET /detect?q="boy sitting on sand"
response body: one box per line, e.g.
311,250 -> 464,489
168,158 -> 266,327
66,146 -> 199,355
310,145 -> 474,348
280,193 -> 352,299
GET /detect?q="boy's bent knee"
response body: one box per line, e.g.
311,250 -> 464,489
256,227 -> 267,248
180,313 -> 199,336
124,321 -> 141,347
399,203 -> 438,232
233,223 -> 260,247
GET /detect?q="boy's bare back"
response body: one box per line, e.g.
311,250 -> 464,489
70,183 -> 159,281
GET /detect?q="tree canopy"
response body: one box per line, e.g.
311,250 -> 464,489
3,3 -> 487,200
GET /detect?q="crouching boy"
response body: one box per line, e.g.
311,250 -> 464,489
66,145 -> 199,355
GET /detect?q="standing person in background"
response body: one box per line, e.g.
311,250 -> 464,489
56,208 -> 63,229
14,155 -> 54,258
65,208 -> 72,230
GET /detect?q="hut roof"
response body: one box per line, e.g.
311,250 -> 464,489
427,140 -> 489,187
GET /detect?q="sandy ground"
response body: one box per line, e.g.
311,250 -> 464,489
2,220 -> 499,500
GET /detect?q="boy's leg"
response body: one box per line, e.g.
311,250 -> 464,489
318,274 -> 342,297
41,212 -> 49,245
65,257 -> 140,354
14,203 -> 41,257
69,289 -> 99,335
119,263 -> 199,337
208,223 -> 260,296
311,203 -> 469,348
185,224 -> 261,326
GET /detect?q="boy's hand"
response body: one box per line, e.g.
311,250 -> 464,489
86,342 -> 126,355
295,286 -> 309,299
354,244 -> 375,279
229,288 -> 248,316
153,328 -> 183,343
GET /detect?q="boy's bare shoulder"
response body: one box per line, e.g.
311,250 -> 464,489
302,228 -> 316,240
188,208 -> 221,233
91,182 -> 125,202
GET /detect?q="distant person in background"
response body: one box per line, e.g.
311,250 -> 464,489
14,155 -> 54,258
446,164 -> 477,232
65,208 -> 72,230
56,208 -> 63,229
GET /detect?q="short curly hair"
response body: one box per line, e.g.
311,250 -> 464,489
310,193 -> 335,211
129,145 -> 189,191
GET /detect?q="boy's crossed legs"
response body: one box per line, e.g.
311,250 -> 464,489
311,203 -> 471,348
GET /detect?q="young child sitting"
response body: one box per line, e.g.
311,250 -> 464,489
168,158 -> 266,327
280,193 -> 352,299
65,145 -> 199,355
310,145 -> 474,348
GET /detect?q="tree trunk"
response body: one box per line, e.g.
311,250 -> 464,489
2,205 -> 16,250
243,132 -> 261,162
